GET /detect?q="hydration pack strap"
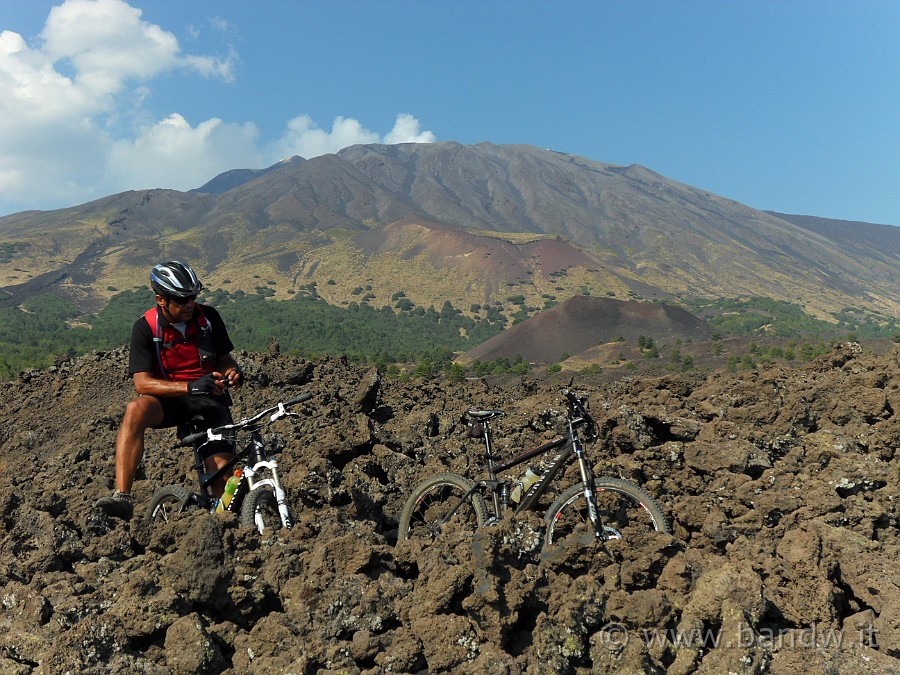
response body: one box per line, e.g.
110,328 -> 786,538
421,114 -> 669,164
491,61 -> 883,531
143,305 -> 212,380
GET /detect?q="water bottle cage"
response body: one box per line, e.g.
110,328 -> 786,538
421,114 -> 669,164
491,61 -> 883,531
510,468 -> 540,504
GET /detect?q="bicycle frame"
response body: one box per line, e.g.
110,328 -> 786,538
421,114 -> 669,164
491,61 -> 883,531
488,421 -> 599,526
447,394 -> 605,539
399,388 -> 669,546
181,395 -> 309,527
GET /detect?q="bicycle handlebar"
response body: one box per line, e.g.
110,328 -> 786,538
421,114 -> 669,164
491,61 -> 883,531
560,388 -> 598,439
180,392 -> 312,446
284,392 -> 313,407
560,388 -> 585,412
180,429 -> 212,447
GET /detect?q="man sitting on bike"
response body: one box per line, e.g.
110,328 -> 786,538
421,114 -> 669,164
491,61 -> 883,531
95,260 -> 243,520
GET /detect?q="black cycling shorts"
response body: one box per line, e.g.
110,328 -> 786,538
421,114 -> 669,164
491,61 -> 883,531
149,393 -> 235,459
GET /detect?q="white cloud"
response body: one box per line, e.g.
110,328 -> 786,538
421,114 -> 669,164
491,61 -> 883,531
105,111 -> 437,195
0,28 -> 99,124
106,114 -> 261,189
41,0 -> 181,95
265,113 -> 436,164
182,47 -> 237,83
385,113 -> 437,145
0,0 -> 237,212
0,1 -> 436,216
265,115 -> 379,162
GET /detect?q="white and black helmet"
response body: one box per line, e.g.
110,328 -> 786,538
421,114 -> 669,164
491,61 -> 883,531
150,261 -> 203,299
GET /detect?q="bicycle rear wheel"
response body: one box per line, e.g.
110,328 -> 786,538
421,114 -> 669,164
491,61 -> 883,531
145,485 -> 196,526
398,472 -> 488,543
239,486 -> 283,534
544,477 -> 668,548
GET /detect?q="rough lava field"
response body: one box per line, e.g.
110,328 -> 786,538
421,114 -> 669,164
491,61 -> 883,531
0,340 -> 898,673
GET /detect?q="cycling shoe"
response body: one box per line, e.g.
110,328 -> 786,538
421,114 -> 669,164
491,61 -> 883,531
95,492 -> 134,520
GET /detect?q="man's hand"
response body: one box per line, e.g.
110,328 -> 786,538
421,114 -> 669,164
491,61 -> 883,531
224,367 -> 243,388
188,373 -> 224,395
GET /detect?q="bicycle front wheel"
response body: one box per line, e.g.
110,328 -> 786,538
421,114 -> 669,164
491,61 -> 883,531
398,472 -> 488,543
544,477 -> 668,548
145,485 -> 196,526
239,486 -> 283,534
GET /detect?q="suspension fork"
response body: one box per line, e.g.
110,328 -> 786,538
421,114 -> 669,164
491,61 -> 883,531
271,469 -> 292,529
572,431 -> 605,540
243,432 -> 292,529
482,422 -> 505,518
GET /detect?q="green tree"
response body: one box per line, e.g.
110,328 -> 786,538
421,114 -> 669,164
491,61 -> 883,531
446,363 -> 466,383
726,355 -> 738,373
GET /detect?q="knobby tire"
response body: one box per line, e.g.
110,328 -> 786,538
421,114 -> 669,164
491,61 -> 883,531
398,472 -> 488,543
145,485 -> 196,526
544,476 -> 668,548
239,486 -> 282,534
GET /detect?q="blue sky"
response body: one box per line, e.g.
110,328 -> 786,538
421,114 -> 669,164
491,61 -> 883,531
1,0 -> 897,226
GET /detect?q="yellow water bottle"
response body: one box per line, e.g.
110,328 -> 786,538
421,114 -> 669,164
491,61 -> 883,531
510,467 -> 540,503
220,469 -> 243,510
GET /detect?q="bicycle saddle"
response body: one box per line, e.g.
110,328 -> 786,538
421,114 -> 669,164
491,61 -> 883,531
176,414 -> 208,441
465,409 -> 505,421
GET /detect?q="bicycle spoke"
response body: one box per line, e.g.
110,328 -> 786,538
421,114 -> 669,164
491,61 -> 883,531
545,478 -> 668,547
412,487 -> 472,538
398,473 -> 487,543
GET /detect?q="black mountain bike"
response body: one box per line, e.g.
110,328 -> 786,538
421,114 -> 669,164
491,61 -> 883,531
145,393 -> 311,534
398,389 -> 668,548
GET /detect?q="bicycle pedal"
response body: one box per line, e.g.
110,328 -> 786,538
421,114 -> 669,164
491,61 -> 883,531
483,517 -> 500,527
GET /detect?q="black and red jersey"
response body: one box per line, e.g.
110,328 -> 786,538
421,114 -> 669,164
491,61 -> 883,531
128,304 -> 234,381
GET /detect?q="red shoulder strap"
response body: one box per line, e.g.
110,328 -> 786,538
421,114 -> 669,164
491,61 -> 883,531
144,306 -> 167,379
143,305 -> 208,335
143,307 -> 161,341
194,304 -> 210,329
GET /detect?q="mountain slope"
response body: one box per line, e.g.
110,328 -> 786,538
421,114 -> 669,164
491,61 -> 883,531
457,295 -> 713,364
0,142 -> 897,323
192,155 -> 306,195
768,211 -> 900,267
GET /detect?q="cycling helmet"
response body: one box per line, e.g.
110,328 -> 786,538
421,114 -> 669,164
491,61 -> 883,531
150,261 -> 203,299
